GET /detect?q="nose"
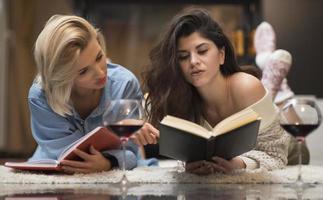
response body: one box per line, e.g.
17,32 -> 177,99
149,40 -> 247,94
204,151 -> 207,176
94,64 -> 105,77
190,53 -> 200,65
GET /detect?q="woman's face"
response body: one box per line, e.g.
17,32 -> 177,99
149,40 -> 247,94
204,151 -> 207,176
72,38 -> 107,95
177,32 -> 225,88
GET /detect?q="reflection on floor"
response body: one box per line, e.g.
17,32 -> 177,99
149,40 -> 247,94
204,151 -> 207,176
2,183 -> 323,199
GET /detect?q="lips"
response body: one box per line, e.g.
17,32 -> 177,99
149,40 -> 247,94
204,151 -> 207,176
191,70 -> 204,76
98,76 -> 107,85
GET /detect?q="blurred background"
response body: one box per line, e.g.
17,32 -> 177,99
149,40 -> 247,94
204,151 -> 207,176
0,0 -> 322,163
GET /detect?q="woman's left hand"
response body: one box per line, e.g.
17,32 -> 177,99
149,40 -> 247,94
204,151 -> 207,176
130,122 -> 159,146
185,156 -> 246,175
60,146 -> 112,174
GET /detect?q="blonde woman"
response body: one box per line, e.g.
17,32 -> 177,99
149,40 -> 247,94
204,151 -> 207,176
29,15 -> 142,173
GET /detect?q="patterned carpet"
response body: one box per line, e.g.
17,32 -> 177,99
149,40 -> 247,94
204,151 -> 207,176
1,162 -> 323,185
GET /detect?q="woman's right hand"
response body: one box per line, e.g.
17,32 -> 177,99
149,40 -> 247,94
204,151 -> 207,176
130,122 -> 159,146
185,157 -> 245,175
60,146 -> 112,174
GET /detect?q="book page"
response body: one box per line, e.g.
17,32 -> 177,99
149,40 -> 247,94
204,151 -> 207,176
5,160 -> 59,168
27,159 -> 59,165
57,126 -> 102,161
212,108 -> 259,136
161,116 -> 211,139
57,135 -> 84,161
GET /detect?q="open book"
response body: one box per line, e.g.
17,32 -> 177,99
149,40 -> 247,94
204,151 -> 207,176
159,108 -> 261,162
5,127 -> 121,171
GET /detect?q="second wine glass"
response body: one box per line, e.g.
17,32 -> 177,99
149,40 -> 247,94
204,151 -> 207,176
279,98 -> 321,189
102,99 -> 146,186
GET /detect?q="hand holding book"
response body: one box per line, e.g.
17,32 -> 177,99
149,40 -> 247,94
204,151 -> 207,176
159,108 -> 261,162
5,127 -> 121,172
60,145 -> 114,174
129,122 -> 160,146
185,156 -> 247,175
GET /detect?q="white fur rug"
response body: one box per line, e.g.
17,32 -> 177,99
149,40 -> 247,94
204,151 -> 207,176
1,161 -> 323,185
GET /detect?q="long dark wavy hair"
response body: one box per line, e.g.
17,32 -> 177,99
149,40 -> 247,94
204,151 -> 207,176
144,8 -> 241,127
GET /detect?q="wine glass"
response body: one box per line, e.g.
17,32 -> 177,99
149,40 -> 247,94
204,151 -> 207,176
279,98 -> 321,189
102,99 -> 145,186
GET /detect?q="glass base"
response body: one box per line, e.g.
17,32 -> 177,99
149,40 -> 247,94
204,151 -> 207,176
120,174 -> 128,186
117,175 -> 139,200
284,181 -> 316,200
284,180 -> 316,191
118,174 -> 129,199
176,160 -> 186,173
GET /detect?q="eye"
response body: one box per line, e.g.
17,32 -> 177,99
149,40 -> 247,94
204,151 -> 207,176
78,67 -> 88,76
197,49 -> 208,55
177,53 -> 190,61
96,54 -> 103,62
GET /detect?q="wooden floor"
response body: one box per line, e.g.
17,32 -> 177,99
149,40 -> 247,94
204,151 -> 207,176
2,182 -> 323,199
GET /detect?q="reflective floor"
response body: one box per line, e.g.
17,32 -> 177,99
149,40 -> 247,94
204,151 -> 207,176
2,183 -> 323,200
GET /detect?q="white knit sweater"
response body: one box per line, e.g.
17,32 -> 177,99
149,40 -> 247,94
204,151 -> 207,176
204,90 -> 290,170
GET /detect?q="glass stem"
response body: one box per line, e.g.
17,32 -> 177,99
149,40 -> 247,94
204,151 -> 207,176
297,139 -> 303,183
122,140 -> 126,173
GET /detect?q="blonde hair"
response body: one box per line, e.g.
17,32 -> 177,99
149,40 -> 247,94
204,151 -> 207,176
34,15 -> 106,116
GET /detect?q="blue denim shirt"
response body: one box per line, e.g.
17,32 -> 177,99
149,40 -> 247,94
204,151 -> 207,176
28,63 -> 142,170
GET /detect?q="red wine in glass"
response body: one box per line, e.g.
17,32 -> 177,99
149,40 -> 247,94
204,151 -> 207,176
107,124 -> 143,141
281,124 -> 319,138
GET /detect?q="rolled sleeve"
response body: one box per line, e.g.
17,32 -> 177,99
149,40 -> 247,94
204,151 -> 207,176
101,140 -> 138,170
103,149 -> 137,170
240,118 -> 289,170
239,155 -> 259,170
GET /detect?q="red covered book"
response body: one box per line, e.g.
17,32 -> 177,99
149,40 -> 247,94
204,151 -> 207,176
4,127 -> 121,171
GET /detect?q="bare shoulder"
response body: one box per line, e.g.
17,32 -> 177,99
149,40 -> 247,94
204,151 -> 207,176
228,72 -> 266,109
